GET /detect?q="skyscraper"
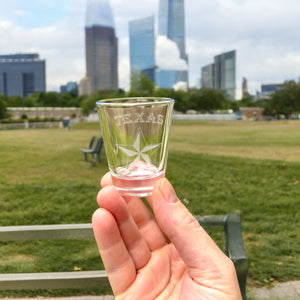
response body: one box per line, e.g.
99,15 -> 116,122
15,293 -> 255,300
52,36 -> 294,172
201,50 -> 236,100
80,0 -> 118,95
201,64 -> 214,89
157,0 -> 188,88
0,53 -> 45,98
214,50 -> 236,100
129,16 -> 155,83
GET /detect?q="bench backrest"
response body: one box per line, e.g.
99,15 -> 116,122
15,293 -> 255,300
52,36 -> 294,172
0,213 -> 248,299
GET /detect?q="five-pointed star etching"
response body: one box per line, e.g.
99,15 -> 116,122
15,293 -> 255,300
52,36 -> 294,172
117,129 -> 161,165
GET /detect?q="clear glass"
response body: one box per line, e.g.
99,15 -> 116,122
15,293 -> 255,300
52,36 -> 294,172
96,97 -> 174,196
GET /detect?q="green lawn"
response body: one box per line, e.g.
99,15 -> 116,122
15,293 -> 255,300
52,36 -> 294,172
0,120 -> 299,297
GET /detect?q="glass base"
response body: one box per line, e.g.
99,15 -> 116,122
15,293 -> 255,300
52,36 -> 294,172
111,170 -> 165,197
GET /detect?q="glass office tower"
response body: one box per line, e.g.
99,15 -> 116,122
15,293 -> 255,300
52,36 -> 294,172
0,53 -> 45,98
157,0 -> 188,88
214,50 -> 236,100
201,63 -> 214,89
129,16 -> 155,83
83,0 -> 118,95
201,50 -> 236,100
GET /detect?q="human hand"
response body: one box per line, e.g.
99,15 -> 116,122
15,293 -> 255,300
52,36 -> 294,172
92,173 -> 242,300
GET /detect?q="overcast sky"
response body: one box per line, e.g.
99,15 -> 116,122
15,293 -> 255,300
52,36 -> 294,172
0,0 -> 299,97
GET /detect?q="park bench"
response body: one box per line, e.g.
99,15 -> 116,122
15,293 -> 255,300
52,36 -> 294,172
80,137 -> 104,164
0,212 -> 249,299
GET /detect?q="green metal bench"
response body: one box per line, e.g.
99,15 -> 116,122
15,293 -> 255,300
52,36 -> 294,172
0,212 -> 249,299
80,137 -> 104,164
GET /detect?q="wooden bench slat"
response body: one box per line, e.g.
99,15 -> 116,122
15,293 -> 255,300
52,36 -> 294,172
0,213 -> 248,299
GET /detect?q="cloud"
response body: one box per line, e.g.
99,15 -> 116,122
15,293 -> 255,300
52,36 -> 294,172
12,9 -> 30,17
155,35 -> 188,71
173,81 -> 188,91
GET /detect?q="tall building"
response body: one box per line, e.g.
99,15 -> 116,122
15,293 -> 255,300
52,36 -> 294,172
80,0 -> 118,95
214,50 -> 236,99
156,0 -> 188,88
129,16 -> 155,83
201,50 -> 236,100
257,83 -> 283,99
60,81 -> 78,93
242,77 -> 248,97
0,53 -> 46,98
201,64 -> 214,89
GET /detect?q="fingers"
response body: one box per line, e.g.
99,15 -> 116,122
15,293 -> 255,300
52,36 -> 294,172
92,208 -> 136,294
100,172 -> 167,250
97,186 -> 151,270
100,172 -> 112,187
151,178 -> 231,281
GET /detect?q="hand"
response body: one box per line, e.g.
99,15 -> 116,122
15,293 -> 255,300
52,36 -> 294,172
92,173 -> 242,300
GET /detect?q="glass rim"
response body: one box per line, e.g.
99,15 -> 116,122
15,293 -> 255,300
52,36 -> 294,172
96,97 -> 174,107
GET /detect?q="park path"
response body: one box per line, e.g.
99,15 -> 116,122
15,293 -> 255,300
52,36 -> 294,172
3,281 -> 300,300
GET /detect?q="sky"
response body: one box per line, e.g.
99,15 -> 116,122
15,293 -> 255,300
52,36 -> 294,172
0,0 -> 300,98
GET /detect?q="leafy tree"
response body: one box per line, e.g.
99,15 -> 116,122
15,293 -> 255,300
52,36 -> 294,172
36,92 -> 60,107
81,89 -> 124,115
189,87 -> 227,112
58,93 -> 72,107
270,80 -> 300,117
5,95 -> 23,107
0,97 -> 7,119
129,71 -> 155,96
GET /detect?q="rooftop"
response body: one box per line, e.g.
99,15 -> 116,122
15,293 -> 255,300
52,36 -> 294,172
85,0 -> 115,29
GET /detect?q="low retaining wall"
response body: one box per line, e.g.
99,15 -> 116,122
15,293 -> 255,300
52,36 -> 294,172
173,113 -> 239,121
0,122 -> 61,130
7,107 -> 82,119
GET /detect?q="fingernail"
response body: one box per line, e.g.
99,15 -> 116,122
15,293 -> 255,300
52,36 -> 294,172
158,178 -> 178,203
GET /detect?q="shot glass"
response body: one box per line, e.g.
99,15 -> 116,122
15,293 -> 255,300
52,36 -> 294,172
96,97 -> 174,196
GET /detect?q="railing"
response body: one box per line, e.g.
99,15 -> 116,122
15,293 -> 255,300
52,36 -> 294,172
0,213 -> 249,299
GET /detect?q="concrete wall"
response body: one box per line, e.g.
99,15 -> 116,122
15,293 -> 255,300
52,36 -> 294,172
7,107 -> 82,119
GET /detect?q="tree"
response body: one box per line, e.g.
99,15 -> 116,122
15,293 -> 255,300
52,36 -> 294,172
0,96 -> 7,119
5,95 -> 23,107
270,80 -> 300,117
81,89 -> 124,116
129,71 -> 155,96
189,87 -> 227,112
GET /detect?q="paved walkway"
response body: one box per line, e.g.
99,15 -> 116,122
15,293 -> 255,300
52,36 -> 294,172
250,280 -> 300,299
3,281 -> 300,300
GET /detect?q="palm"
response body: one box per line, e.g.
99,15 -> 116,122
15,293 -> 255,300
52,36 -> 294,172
93,175 -> 242,300
117,243 -> 186,299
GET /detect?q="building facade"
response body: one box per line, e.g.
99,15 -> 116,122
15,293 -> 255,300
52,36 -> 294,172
257,83 -> 283,99
0,53 -> 46,98
201,50 -> 236,100
156,0 -> 188,88
80,0 -> 118,95
129,16 -> 155,83
201,64 -> 214,89
60,81 -> 78,93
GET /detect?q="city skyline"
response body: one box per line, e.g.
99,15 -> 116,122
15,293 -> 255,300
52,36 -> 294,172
0,0 -> 299,97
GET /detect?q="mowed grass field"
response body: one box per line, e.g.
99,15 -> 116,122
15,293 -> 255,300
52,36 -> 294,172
0,120 -> 299,297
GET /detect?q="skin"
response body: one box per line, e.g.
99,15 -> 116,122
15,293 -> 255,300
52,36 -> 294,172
92,173 -> 242,300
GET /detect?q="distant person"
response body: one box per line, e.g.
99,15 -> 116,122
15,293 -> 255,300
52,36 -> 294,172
62,116 -> 70,130
92,173 -> 242,299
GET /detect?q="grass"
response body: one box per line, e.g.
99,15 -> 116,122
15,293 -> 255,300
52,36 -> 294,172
0,120 -> 299,297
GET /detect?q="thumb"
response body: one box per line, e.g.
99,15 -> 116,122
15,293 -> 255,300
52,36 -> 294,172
152,178 -> 227,275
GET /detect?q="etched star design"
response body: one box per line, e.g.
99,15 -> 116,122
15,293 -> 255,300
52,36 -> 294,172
118,129 -> 161,165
